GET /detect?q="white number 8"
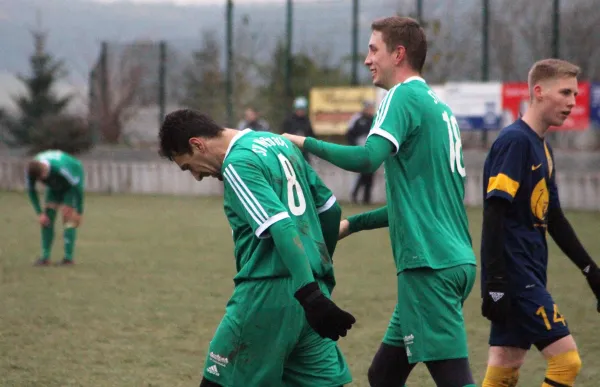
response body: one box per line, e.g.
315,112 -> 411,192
442,111 -> 466,177
278,154 -> 306,216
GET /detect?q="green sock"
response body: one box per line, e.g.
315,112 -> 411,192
63,226 -> 77,261
41,208 -> 57,260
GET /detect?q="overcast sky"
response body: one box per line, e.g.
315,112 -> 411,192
91,0 -> 321,4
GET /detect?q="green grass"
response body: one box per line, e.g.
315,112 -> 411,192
1,191 -> 600,386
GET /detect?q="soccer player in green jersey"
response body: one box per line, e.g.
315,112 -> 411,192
158,109 -> 355,387
25,150 -> 85,266
285,16 -> 477,386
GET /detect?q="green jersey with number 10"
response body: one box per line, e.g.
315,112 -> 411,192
368,77 -> 476,273
221,129 -> 337,284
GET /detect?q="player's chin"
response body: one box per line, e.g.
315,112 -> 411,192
552,114 -> 569,127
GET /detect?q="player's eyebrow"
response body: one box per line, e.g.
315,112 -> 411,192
560,88 -> 578,96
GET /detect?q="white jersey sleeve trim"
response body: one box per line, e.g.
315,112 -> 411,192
317,195 -> 337,214
256,211 -> 290,239
223,164 -> 269,226
368,128 -> 399,155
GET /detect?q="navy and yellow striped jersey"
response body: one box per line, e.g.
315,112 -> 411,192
482,119 -> 559,290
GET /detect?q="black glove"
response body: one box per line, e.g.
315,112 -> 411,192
481,279 -> 512,323
584,265 -> 600,312
294,281 -> 356,341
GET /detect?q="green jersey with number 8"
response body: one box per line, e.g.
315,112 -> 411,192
368,77 -> 476,272
222,129 -> 337,284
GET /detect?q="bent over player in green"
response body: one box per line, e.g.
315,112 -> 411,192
26,150 -> 85,265
285,16 -> 477,386
158,109 -> 355,387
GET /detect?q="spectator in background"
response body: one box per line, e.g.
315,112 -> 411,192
282,96 -> 315,163
347,100 -> 376,204
237,106 -> 270,132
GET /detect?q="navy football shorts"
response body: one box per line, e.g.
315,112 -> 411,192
489,285 -> 570,350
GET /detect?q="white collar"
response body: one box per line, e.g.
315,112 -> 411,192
402,76 -> 426,84
224,128 -> 252,160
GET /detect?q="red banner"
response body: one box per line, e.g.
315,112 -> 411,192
501,82 -> 590,131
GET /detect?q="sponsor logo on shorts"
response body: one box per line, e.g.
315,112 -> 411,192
210,352 -> 229,367
207,365 -> 220,376
404,334 -> 414,357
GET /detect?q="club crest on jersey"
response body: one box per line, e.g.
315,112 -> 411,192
530,178 -> 549,223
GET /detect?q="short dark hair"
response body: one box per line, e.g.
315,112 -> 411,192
371,16 -> 427,73
158,109 -> 224,160
27,160 -> 45,180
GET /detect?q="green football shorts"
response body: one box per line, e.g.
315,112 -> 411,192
203,277 -> 352,387
383,263 -> 476,364
45,188 -> 78,210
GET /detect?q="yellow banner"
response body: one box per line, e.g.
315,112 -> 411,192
309,86 -> 377,136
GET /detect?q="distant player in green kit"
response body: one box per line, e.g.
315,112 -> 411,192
285,16 -> 477,386
26,149 -> 85,266
158,109 -> 355,387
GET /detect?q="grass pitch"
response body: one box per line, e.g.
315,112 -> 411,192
1,191 -> 600,386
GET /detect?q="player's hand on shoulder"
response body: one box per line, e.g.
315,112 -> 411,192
282,133 -> 306,149
481,278 -> 512,323
583,265 -> 600,312
294,281 -> 356,341
338,219 -> 351,240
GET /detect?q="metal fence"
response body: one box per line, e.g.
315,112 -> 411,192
84,0 -> 600,149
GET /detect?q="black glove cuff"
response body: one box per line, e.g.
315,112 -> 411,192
294,281 -> 321,305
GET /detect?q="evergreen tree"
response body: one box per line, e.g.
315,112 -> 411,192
5,28 -> 71,145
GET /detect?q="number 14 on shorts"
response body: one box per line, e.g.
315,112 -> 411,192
536,304 -> 566,330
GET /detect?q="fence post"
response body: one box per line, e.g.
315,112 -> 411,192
351,0 -> 359,85
158,40 -> 167,127
225,0 -> 234,127
481,0 -> 490,148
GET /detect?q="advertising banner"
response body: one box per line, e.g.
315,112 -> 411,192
310,86 -> 377,135
443,82 -> 502,130
590,82 -> 600,129
502,82 -> 590,131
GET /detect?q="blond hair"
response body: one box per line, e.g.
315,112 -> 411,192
528,59 -> 580,97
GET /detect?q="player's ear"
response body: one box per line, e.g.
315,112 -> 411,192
532,84 -> 544,102
189,137 -> 206,154
394,45 -> 406,66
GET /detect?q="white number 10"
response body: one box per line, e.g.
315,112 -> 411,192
277,154 -> 306,216
442,111 -> 466,177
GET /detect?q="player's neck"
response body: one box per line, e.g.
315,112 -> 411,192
41,163 -> 50,179
521,109 -> 549,138
388,69 -> 422,90
218,128 -> 242,161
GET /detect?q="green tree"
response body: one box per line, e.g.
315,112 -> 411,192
256,39 -> 351,132
4,29 -> 72,146
181,30 -> 225,124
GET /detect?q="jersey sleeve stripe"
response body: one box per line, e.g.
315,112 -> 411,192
368,128 -> 399,154
226,165 -> 270,220
59,167 -> 80,185
255,211 -> 290,238
317,195 -> 337,214
487,173 -> 520,198
223,168 -> 266,225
